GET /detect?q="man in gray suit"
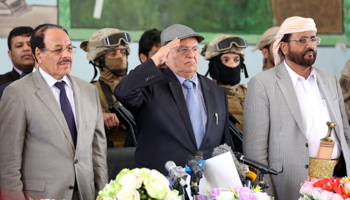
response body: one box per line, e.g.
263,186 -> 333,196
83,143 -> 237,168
243,16 -> 350,200
0,24 -> 108,200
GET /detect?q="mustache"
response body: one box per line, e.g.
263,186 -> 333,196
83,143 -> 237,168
58,59 -> 72,65
21,54 -> 34,58
304,48 -> 316,55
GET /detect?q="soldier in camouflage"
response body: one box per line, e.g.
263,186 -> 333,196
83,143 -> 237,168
80,28 -> 132,147
201,35 -> 249,131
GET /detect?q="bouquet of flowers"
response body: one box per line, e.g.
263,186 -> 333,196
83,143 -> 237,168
96,168 -> 181,200
196,186 -> 273,200
299,177 -> 350,200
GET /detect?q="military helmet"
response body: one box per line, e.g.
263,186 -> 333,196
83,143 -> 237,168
80,28 -> 132,61
201,35 -> 247,61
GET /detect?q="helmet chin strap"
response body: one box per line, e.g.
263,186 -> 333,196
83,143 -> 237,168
89,55 -> 128,82
98,55 -> 128,76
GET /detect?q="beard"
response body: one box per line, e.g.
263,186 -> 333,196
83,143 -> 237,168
287,45 -> 317,67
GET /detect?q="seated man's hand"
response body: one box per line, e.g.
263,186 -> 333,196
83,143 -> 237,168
103,112 -> 120,130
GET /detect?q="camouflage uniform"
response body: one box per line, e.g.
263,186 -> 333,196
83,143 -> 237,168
81,28 -> 131,147
222,84 -> 247,131
201,35 -> 248,131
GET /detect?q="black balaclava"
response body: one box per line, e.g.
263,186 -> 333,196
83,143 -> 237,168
208,55 -> 248,86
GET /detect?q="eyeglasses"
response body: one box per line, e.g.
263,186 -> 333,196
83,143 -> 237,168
41,46 -> 77,55
287,37 -> 321,46
88,32 -> 132,48
174,47 -> 200,55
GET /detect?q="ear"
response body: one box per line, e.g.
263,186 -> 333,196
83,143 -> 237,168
35,47 -> 43,65
139,53 -> 148,63
279,42 -> 288,56
8,50 -> 12,60
261,48 -> 269,59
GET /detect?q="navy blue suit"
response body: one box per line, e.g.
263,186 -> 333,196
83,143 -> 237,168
0,68 -> 20,86
114,59 -> 233,175
0,70 -> 31,100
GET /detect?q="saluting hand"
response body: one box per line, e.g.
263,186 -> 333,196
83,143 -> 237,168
151,38 -> 180,67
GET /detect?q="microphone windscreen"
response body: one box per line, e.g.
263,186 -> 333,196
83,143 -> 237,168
246,171 -> 257,182
165,161 -> 176,172
195,151 -> 203,160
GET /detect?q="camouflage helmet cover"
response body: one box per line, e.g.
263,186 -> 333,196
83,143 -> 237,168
202,35 -> 246,61
80,28 -> 131,61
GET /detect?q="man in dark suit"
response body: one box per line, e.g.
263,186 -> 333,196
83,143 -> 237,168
0,26 -> 35,86
114,24 -> 233,175
0,24 -> 107,200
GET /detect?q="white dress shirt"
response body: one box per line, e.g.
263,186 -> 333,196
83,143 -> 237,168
39,67 -> 79,129
284,60 -> 340,159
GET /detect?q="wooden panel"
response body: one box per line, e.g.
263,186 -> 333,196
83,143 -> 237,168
272,0 -> 343,34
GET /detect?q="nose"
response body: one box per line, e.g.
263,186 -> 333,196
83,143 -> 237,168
116,50 -> 123,58
61,47 -> 71,57
306,39 -> 316,47
24,43 -> 31,51
186,49 -> 195,58
225,59 -> 239,68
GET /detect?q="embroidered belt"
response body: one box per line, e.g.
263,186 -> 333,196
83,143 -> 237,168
308,158 -> 339,179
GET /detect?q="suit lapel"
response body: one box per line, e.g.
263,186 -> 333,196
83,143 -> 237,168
33,71 -> 75,150
276,63 -> 306,135
198,76 -> 214,147
315,69 -> 341,138
70,76 -> 83,152
164,69 -> 197,146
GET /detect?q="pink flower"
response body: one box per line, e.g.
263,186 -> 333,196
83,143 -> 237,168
300,181 -> 315,196
332,193 -> 346,200
345,182 -> 350,191
209,188 -> 226,199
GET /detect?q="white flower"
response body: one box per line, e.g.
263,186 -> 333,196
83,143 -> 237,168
254,192 -> 271,200
163,189 -> 182,200
118,173 -> 144,189
144,170 -> 170,199
116,186 -> 140,200
215,191 -> 235,200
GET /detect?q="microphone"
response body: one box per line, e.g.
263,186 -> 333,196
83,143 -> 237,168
245,171 -> 257,188
164,161 -> 188,194
194,151 -> 205,171
185,151 -> 205,175
233,152 -> 278,175
212,144 -> 246,182
186,155 -> 203,179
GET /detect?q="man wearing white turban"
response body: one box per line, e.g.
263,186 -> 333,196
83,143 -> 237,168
243,16 -> 350,200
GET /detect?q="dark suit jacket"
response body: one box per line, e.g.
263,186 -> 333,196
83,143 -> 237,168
0,68 -> 20,86
114,59 -> 233,175
0,82 -> 11,100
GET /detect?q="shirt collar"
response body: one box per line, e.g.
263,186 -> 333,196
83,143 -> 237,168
39,67 -> 71,89
284,59 -> 317,87
173,72 -> 199,89
13,66 -> 23,75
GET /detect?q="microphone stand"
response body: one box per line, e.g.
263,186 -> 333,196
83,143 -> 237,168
258,172 -> 269,192
190,174 -> 202,200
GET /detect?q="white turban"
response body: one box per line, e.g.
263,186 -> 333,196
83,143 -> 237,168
273,16 -> 317,66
